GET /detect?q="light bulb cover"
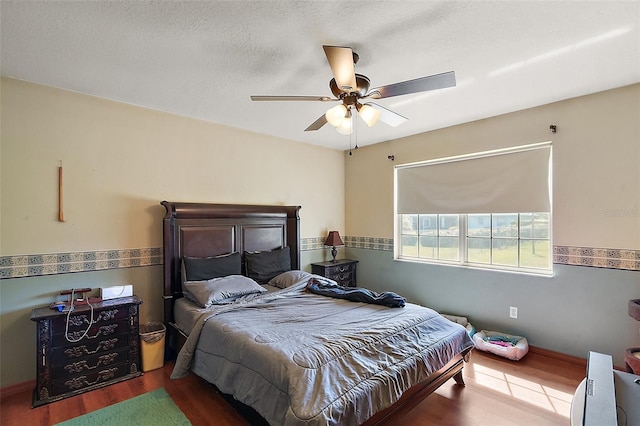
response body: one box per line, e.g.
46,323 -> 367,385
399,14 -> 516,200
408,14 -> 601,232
325,104 -> 347,127
359,104 -> 381,127
336,117 -> 353,135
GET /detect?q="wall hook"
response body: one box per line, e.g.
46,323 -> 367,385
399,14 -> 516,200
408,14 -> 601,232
387,155 -> 395,161
549,124 -> 557,133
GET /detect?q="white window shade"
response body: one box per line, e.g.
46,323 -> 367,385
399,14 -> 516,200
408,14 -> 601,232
396,144 -> 551,214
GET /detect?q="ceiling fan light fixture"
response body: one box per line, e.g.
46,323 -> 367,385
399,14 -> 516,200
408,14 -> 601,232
251,45 -> 457,136
325,104 -> 347,127
358,104 -> 381,127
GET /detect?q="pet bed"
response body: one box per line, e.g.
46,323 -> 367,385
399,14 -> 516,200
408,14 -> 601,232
473,330 -> 529,361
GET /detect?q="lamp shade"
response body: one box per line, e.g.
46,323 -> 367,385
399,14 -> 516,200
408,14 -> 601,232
336,118 -> 353,135
325,104 -> 347,127
324,231 -> 344,247
359,104 -> 381,127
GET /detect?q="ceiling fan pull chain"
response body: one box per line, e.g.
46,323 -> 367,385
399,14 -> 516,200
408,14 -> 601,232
349,110 -> 353,156
354,108 -> 359,151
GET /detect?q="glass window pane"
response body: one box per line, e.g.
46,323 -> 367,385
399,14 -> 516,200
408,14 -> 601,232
532,213 -> 550,238
401,235 -> 418,257
440,214 -> 460,236
419,236 -> 437,258
520,239 -> 550,269
468,237 -> 491,263
492,238 -> 518,266
402,215 -> 418,235
520,213 -> 533,238
419,215 -> 437,235
492,214 -> 518,238
468,214 -> 491,237
439,236 -> 459,261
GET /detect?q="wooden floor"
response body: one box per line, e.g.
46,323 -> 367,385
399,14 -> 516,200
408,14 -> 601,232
1,349 -> 585,426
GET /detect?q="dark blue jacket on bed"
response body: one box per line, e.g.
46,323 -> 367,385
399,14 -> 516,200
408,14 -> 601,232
306,278 -> 406,308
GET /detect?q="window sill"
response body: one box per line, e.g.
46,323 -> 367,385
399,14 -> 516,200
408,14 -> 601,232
395,256 -> 554,277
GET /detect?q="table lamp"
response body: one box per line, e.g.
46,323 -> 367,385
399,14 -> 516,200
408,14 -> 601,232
324,231 -> 344,263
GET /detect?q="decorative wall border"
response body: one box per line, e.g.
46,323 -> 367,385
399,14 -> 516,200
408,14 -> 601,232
553,246 -> 640,271
301,237 -> 326,251
1,241 -> 637,279
344,236 -> 394,252
0,248 -> 163,279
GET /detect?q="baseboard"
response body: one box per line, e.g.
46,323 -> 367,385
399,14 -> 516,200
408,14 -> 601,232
529,345 -> 587,367
0,379 -> 34,400
529,346 -> 629,371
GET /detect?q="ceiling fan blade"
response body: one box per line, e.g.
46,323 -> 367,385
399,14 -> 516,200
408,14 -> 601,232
251,95 -> 336,102
323,45 -> 357,94
305,114 -> 328,131
368,71 -> 456,99
365,103 -> 408,127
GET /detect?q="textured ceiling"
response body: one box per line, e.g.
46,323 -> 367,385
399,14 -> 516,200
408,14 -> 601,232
2,1 -> 639,150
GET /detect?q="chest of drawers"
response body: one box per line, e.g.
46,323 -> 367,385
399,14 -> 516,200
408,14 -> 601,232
311,259 -> 358,287
30,296 -> 142,407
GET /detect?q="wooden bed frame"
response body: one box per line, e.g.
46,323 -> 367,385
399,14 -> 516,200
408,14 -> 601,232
161,201 -> 470,425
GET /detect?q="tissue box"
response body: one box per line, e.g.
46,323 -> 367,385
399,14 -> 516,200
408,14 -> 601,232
101,285 -> 133,300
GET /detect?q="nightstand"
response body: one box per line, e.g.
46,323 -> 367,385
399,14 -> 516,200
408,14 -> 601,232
311,259 -> 358,287
30,296 -> 143,407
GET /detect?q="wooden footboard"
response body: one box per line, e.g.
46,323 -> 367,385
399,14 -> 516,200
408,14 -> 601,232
363,347 -> 473,425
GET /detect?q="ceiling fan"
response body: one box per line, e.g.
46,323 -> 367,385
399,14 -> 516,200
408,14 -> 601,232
250,45 -> 456,135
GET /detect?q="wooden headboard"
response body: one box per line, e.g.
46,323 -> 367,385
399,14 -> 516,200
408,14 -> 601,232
161,201 -> 301,325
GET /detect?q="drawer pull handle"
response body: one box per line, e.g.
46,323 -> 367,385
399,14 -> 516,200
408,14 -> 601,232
64,338 -> 119,358
64,368 -> 118,390
64,353 -> 118,373
69,309 -> 119,326
66,324 -> 118,341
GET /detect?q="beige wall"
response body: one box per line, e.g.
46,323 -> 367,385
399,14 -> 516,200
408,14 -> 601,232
0,77 -> 346,387
346,84 -> 640,250
1,77 -> 346,254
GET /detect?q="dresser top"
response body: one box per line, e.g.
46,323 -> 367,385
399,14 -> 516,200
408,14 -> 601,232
312,259 -> 358,267
31,296 -> 142,321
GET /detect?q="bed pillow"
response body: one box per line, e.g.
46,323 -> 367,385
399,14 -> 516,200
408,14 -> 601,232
183,252 -> 241,281
245,246 -> 291,283
268,270 -> 312,289
183,275 -> 267,308
267,270 -> 337,289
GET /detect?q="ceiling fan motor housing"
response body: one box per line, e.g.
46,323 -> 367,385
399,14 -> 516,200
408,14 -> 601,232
329,73 -> 371,99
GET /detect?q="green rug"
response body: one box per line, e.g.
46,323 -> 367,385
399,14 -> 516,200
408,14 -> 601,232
56,388 -> 191,426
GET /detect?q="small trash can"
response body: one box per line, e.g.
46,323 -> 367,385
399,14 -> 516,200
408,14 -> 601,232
140,321 -> 166,372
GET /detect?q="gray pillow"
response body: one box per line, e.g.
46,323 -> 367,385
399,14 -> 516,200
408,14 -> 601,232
268,270 -> 313,289
183,275 -> 267,308
183,252 -> 241,281
245,246 -> 291,283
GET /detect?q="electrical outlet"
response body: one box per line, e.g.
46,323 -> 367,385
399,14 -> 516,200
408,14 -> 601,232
510,306 -> 518,319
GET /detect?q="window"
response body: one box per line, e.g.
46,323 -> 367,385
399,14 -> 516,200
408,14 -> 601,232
400,213 -> 551,272
395,143 -> 552,275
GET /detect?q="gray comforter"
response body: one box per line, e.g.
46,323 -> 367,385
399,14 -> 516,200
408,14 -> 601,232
172,280 -> 474,425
